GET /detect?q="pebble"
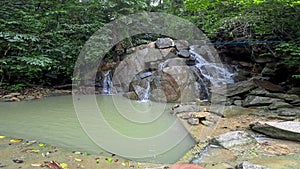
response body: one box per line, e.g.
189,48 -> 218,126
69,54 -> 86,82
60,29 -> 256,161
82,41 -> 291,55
12,159 -> 24,164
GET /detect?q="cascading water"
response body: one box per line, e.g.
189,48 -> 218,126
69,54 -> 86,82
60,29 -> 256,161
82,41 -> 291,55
141,81 -> 150,101
189,46 -> 234,97
102,70 -> 113,95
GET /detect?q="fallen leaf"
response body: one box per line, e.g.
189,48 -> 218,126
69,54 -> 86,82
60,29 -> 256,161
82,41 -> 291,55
0,135 -> 7,139
44,161 -> 63,169
74,158 -> 83,162
38,143 -> 45,147
60,163 -> 68,169
105,157 -> 113,163
10,139 -> 23,143
31,163 -> 42,167
23,149 -> 40,153
73,151 -> 82,155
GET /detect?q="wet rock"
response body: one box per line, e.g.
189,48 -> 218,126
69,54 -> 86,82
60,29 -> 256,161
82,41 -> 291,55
177,111 -> 210,120
190,45 -> 218,62
187,118 -> 200,125
211,131 -> 256,149
212,79 -> 257,97
253,79 -> 284,92
129,78 -> 151,100
236,161 -> 270,169
155,38 -> 174,49
223,106 -> 255,117
261,66 -> 276,77
8,97 -> 21,102
150,71 -> 180,102
275,108 -> 300,117
162,66 -> 200,102
233,100 -> 242,106
12,158 -> 24,164
268,101 -> 293,110
253,54 -> 273,63
123,91 -> 138,100
170,164 -> 206,169
174,40 -> 190,50
162,58 -> 187,68
172,105 -> 201,114
250,121 -> 300,142
249,88 -> 270,96
242,96 -> 281,107
177,50 -> 190,58
113,46 -> 167,92
287,87 -> 300,95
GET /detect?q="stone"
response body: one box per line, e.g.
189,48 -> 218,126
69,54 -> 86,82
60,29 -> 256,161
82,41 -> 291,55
113,46 -> 164,92
222,106 -> 255,117
170,164 -> 205,169
253,79 -> 284,92
190,45 -> 218,62
161,58 -> 187,68
162,66 -> 200,102
253,54 -> 273,63
249,87 -> 270,96
287,87 -> 300,95
177,111 -> 210,119
261,66 -> 276,77
123,91 -> 138,100
10,92 -> 21,96
233,100 -> 242,106
242,95 -> 282,107
172,105 -> 201,114
5,97 -> 21,102
188,118 -> 200,125
211,79 -> 257,97
268,101 -> 293,110
177,50 -> 190,58
236,161 -> 270,169
155,38 -> 174,49
275,108 -> 300,116
174,40 -> 190,50
150,71 -> 180,102
250,121 -> 300,142
129,78 -> 151,100
211,131 -> 256,149
2,94 -> 13,99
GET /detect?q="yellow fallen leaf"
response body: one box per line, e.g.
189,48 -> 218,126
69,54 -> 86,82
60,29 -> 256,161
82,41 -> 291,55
74,158 -> 83,162
60,163 -> 68,169
10,139 -> 23,143
31,163 -> 42,167
26,149 -> 40,153
38,143 -> 44,147
0,135 -> 7,139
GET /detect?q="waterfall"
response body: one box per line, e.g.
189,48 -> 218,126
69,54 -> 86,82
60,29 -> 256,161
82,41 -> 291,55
189,46 -> 234,96
102,70 -> 113,95
140,81 -> 150,102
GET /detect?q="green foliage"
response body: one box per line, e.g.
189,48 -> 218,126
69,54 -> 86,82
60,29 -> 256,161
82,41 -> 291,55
0,0 -> 150,87
0,0 -> 299,88
292,75 -> 300,79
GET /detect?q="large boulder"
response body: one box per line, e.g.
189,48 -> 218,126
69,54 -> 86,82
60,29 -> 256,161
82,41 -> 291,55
162,66 -> 200,102
236,161 -> 270,169
113,44 -> 175,92
250,121 -> 300,142
211,79 -> 257,97
242,95 -> 282,107
150,71 -> 180,102
211,131 -> 256,149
